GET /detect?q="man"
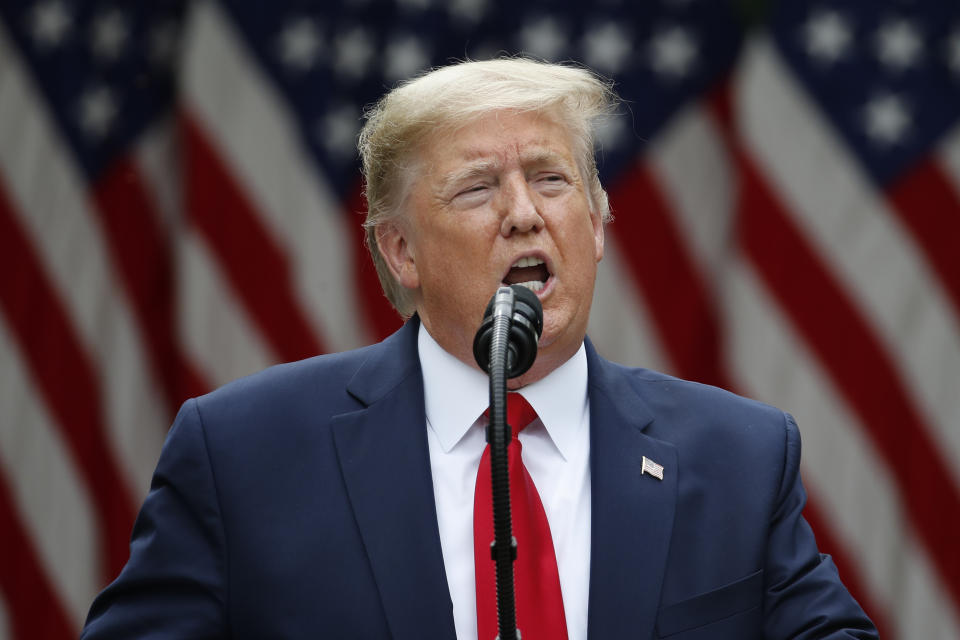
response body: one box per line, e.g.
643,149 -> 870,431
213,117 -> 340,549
82,58 -> 877,639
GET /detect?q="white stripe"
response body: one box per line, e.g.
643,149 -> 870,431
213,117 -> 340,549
737,36 -> 960,486
647,103 -> 736,282
724,258 -> 960,640
182,1 -> 370,353
0,26 -> 168,501
589,237 -> 670,372
0,315 -> 97,630
135,117 -> 181,231
178,229 -> 275,387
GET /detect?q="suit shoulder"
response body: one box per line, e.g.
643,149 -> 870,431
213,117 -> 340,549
184,341 -> 395,448
636,367 -> 783,420
598,360 -> 792,449
199,343 -> 377,409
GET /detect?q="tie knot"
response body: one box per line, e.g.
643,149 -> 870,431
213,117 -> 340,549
507,393 -> 538,435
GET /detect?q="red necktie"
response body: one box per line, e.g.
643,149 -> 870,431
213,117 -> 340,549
474,394 -> 568,640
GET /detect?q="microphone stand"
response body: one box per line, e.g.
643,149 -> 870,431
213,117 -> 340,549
486,296 -> 520,640
475,284 -> 541,640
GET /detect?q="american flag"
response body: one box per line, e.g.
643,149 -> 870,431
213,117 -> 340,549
0,0 -> 957,638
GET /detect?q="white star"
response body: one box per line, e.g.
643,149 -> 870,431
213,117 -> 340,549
863,93 -> 911,146
648,26 -> 698,80
947,27 -> 960,76
874,19 -> 923,72
594,113 -> 630,151
277,17 -> 324,72
90,10 -> 129,61
77,86 -> 119,139
333,26 -> 376,80
27,0 -> 72,50
518,16 -> 567,61
449,0 -> 489,25
582,22 -> 633,74
384,34 -> 431,82
319,104 -> 361,159
803,10 -> 852,65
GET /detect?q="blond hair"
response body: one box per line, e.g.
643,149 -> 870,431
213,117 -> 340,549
358,57 -> 618,317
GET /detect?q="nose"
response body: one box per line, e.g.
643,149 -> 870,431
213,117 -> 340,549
499,175 -> 544,237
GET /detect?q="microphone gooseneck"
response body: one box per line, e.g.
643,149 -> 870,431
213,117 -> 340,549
472,285 -> 543,640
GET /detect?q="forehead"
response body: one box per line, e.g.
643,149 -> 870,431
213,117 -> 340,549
419,110 -> 577,174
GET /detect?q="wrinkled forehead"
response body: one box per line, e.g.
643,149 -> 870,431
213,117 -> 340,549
414,109 -> 580,177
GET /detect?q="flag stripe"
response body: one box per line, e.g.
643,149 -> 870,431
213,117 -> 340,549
175,228 -> 276,387
91,158 -> 210,411
607,163 -> 729,387
886,157 -> 960,323
0,179 -> 136,581
0,468 -> 75,640
181,111 -> 326,363
343,181 -> 404,342
732,138 -> 960,611
588,238 -> 671,372
0,313 -> 98,625
0,21 -> 168,502
645,102 -> 737,284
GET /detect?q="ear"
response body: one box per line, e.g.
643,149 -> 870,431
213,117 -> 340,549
591,210 -> 605,263
376,221 -> 420,289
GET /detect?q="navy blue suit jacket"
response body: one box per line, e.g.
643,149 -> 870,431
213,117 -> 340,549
82,318 -> 877,639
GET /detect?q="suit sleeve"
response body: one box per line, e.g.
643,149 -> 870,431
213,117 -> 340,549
762,412 -> 878,639
81,398 -> 228,639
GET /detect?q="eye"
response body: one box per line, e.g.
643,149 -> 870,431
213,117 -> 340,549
451,182 -> 492,207
534,173 -> 568,193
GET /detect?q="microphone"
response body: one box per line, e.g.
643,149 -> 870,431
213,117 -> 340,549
473,285 -> 543,378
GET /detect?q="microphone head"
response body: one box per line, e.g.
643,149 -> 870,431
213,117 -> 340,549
472,284 -> 543,378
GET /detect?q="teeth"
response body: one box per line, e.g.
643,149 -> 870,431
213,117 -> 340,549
514,280 -> 544,292
511,256 -> 545,269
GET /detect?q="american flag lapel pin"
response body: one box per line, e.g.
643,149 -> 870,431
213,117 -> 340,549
641,456 -> 664,481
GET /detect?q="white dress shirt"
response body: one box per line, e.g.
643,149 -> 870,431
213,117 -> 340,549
419,324 -> 592,640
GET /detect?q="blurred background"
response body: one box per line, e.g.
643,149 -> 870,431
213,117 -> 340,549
0,0 -> 958,637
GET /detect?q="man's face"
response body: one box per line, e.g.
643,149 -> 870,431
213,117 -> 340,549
378,109 -> 604,384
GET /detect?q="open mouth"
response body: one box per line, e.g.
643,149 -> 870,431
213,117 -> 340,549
502,256 -> 550,292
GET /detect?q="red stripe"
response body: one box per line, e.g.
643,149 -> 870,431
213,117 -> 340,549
886,157 -> 960,320
0,468 -> 76,639
344,181 -> 403,342
0,178 -> 136,582
91,157 -> 210,411
802,490 -> 892,639
180,110 -> 326,362
606,163 -> 730,388
727,130 -> 960,612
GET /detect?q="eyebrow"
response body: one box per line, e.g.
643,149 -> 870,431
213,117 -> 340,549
438,158 -> 503,193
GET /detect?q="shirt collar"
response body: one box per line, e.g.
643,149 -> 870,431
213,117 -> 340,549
418,323 -> 588,460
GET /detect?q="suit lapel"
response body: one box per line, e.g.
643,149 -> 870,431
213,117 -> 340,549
585,343 -> 678,640
331,319 -> 457,640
